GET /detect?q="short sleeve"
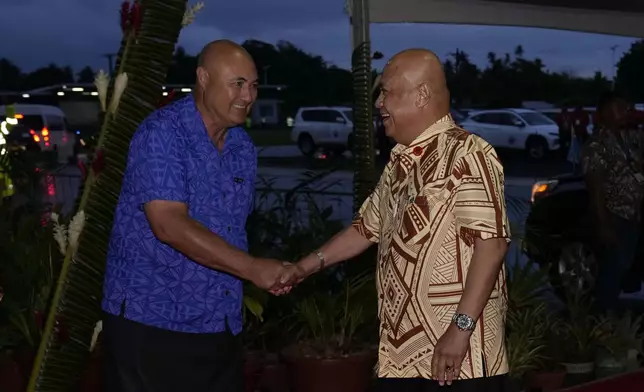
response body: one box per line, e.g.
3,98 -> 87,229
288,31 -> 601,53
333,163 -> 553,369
451,149 -> 510,246
126,121 -> 188,207
352,177 -> 384,243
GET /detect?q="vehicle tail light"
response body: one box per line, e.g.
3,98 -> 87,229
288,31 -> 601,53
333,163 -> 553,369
530,180 -> 559,204
42,128 -> 49,136
33,134 -> 41,142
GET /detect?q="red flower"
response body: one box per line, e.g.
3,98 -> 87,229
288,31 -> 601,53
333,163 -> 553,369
120,1 -> 131,33
130,1 -> 143,35
92,148 -> 106,177
78,160 -> 88,181
412,146 -> 423,156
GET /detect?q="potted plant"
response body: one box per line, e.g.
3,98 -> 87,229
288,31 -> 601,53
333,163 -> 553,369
506,301 -> 567,392
244,179 -> 348,392
280,269 -> 378,392
558,291 -> 604,378
596,312 -> 644,378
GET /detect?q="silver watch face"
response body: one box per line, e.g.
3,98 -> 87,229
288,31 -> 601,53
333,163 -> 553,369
454,314 -> 474,330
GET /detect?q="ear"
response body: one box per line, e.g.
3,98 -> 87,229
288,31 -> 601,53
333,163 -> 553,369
196,67 -> 209,88
416,83 -> 431,108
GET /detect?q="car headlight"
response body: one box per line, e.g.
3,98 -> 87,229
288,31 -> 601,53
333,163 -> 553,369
530,179 -> 559,204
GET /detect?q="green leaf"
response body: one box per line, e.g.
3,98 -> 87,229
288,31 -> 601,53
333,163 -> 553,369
27,1 -> 189,391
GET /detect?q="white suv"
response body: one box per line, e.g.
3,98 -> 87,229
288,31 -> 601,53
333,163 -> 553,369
459,108 -> 560,160
291,106 -> 354,156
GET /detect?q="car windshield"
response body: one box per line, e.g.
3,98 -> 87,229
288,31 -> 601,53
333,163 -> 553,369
343,110 -> 353,122
519,112 -> 555,126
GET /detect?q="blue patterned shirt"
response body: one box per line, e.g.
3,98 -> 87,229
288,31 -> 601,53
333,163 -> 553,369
102,95 -> 257,334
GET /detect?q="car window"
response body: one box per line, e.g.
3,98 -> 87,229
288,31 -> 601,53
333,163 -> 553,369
497,113 -> 524,126
519,112 -> 555,126
300,110 -> 339,123
300,110 -> 323,122
470,113 -> 497,124
16,114 -> 44,131
343,110 -> 353,122
44,115 -> 67,131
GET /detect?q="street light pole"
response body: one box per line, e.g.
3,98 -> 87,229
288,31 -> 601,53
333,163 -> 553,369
610,45 -> 618,88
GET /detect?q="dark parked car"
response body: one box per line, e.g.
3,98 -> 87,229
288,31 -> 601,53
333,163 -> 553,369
524,174 -> 643,295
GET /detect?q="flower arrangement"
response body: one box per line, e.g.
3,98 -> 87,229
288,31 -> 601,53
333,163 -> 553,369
50,211 -> 86,256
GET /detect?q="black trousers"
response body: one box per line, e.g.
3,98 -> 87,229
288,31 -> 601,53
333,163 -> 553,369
377,374 -> 510,392
103,313 -> 243,392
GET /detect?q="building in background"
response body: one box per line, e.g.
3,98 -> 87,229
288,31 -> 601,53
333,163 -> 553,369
0,83 -> 287,133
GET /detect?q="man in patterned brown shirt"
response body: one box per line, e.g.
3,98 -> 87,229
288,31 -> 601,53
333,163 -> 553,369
581,92 -> 644,311
290,49 -> 510,392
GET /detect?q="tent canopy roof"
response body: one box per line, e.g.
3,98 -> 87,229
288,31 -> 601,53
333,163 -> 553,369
368,0 -> 644,38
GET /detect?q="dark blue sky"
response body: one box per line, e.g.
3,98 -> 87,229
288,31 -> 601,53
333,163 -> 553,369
0,0 -> 638,78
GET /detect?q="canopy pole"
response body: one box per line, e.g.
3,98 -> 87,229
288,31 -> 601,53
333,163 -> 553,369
350,0 -> 376,212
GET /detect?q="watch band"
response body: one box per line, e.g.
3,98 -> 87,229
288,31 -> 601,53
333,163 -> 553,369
452,313 -> 476,331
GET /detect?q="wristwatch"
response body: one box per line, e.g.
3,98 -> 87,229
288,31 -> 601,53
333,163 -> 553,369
452,313 -> 476,331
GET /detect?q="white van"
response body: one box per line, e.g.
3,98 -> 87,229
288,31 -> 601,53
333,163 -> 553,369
291,106 -> 354,156
0,104 -> 75,164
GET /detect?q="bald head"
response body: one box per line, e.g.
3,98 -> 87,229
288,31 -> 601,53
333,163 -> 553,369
376,49 -> 451,145
197,40 -> 253,72
194,40 -> 258,137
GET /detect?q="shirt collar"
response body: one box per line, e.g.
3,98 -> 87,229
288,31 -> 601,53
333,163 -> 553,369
178,94 -> 245,151
391,114 -> 457,158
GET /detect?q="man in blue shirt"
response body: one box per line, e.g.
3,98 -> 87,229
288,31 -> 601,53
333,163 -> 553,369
102,40 -> 296,392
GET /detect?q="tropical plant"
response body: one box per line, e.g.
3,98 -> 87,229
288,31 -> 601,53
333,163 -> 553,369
350,29 -> 377,211
284,269 -> 377,358
597,312 -> 644,361
27,1 -> 190,390
248,170 -> 345,262
506,260 -> 550,312
0,202 -> 61,348
558,291 -> 606,363
506,302 -> 550,379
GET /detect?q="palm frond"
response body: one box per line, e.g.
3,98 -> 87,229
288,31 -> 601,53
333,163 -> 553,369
27,1 -> 188,390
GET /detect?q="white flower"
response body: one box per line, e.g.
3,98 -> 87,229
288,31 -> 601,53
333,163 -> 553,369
52,221 -> 68,256
108,72 -> 129,115
182,2 -> 205,27
68,210 -> 86,251
90,320 -> 102,352
94,70 -> 110,113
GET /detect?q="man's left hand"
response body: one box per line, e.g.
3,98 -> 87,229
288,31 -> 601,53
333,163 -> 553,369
431,324 -> 471,386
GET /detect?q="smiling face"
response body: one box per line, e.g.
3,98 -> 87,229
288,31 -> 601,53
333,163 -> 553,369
375,61 -> 423,144
197,51 -> 258,129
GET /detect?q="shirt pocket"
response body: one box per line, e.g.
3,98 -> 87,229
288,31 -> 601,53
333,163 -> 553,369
230,171 -> 254,223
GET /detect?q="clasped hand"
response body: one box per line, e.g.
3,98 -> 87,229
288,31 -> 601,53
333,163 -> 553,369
250,258 -> 305,295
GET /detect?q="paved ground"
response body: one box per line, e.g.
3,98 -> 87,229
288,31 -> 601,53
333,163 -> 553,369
257,145 -> 573,180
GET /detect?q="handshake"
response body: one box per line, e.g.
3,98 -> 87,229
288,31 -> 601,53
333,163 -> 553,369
248,257 -> 313,295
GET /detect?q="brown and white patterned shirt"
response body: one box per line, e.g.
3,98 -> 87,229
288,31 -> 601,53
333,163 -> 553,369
353,114 -> 510,379
581,128 -> 644,222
